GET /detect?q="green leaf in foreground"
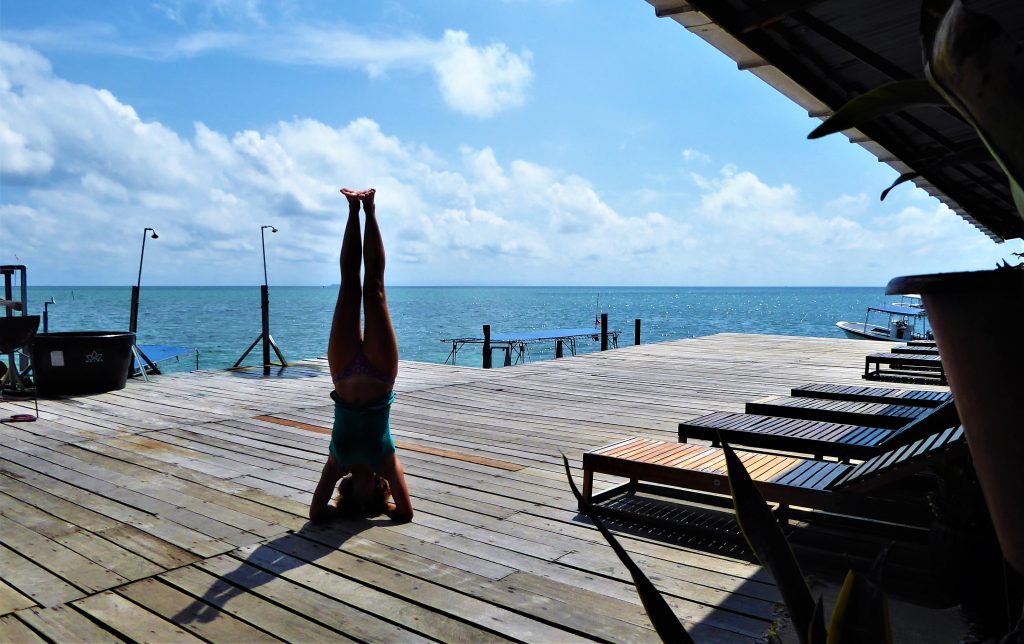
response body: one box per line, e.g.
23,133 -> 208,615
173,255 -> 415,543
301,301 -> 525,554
561,454 -> 693,644
826,570 -> 892,644
722,437 -> 825,644
808,80 -> 944,140
922,0 -> 1024,221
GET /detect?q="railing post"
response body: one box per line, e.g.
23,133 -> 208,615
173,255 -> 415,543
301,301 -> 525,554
634,318 -> 641,345
601,313 -> 608,351
482,324 -> 492,369
555,339 -> 563,359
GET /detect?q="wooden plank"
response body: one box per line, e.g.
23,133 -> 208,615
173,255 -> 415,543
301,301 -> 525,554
232,542 -> 503,642
15,605 -> 124,643
0,578 -> 35,616
74,591 -> 205,643
0,615 -> 46,643
263,533 -> 593,642
194,555 -> 435,643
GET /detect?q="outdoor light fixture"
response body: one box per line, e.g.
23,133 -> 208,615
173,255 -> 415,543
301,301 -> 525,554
129,227 -> 159,335
260,225 -> 278,287
137,227 -> 158,290
235,224 -> 288,372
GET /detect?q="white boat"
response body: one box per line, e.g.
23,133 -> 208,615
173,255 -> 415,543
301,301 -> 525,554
836,296 -> 933,342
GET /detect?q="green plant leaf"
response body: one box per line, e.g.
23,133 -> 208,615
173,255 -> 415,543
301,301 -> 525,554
809,596 -> 826,644
880,173 -> 920,202
825,570 -> 892,644
722,437 -> 825,644
808,80 -> 944,140
878,143 -> 990,201
922,0 -> 1024,222
561,454 -> 694,644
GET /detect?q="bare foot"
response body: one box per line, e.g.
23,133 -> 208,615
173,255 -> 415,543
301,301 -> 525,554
360,188 -> 375,211
340,187 -> 362,208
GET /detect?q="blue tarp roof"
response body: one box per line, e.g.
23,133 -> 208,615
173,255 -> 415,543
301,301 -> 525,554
135,344 -> 195,369
869,305 -> 925,316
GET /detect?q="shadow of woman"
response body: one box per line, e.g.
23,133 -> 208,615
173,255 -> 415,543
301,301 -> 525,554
172,516 -> 385,624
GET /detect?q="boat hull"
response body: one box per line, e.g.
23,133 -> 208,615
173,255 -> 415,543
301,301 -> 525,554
835,321 -> 908,342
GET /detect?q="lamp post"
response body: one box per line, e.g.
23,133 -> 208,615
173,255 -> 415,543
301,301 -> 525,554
260,225 -> 278,371
233,225 -> 288,373
129,227 -> 158,334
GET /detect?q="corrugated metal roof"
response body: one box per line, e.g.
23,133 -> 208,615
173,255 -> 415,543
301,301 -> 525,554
645,0 -> 1024,242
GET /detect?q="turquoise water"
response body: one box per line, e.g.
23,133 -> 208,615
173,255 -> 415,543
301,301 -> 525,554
17,286 -> 886,372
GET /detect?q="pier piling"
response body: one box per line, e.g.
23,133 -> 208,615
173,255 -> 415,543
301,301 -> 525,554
482,324 -> 492,369
601,313 -> 608,351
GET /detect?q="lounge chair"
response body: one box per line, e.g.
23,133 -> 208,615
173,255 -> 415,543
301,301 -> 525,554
790,382 -> 951,407
581,425 -> 964,528
890,345 -> 940,356
907,339 -> 937,347
744,395 -> 954,429
677,399 -> 958,461
864,352 -> 946,384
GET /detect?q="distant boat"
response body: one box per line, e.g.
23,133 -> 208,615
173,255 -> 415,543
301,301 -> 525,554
836,295 -> 933,342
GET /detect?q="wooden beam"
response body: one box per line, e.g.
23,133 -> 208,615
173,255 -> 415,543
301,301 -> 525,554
736,0 -> 828,33
655,2 -> 696,18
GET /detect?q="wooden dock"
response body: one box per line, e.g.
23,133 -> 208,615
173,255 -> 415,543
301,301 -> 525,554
0,333 -> 948,642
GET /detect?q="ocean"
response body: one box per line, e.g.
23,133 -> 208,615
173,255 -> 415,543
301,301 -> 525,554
18,286 -> 886,373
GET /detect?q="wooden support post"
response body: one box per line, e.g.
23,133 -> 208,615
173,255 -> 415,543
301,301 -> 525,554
600,313 -> 608,351
261,284 -> 271,375
555,339 -> 563,359
482,324 -> 492,369
128,286 -> 140,335
634,318 -> 641,345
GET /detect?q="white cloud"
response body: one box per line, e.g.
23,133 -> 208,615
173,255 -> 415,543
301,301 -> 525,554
4,22 -> 533,118
0,42 -> 684,285
1,42 -> 1006,286
433,30 -> 531,118
681,148 -> 711,164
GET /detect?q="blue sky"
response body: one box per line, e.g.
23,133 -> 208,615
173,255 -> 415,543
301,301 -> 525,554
1,0 -> 1017,286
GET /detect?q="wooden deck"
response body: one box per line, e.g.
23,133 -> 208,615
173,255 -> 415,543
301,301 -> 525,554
0,333 -> 948,642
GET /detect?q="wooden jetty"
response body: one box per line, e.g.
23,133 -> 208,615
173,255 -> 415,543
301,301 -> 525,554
0,333 -> 951,642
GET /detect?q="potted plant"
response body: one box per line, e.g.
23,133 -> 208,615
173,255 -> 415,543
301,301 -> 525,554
813,0 -> 1024,574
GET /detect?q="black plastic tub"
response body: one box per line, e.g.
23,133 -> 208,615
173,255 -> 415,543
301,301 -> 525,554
32,331 -> 135,396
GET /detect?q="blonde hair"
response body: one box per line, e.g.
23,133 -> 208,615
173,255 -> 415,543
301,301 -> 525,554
334,472 -> 392,517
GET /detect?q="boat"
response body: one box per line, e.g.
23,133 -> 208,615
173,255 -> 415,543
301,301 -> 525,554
836,295 -> 933,342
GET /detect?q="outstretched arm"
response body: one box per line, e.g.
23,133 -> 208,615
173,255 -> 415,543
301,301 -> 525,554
309,454 -> 344,522
380,454 -> 413,523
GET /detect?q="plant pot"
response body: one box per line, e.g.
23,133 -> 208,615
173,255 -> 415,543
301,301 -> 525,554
32,331 -> 136,396
887,269 -> 1024,574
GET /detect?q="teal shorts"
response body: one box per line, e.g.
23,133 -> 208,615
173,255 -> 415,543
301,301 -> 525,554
328,390 -> 396,473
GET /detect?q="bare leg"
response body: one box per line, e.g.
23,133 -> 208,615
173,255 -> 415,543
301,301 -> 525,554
327,191 -> 364,380
360,190 -> 399,386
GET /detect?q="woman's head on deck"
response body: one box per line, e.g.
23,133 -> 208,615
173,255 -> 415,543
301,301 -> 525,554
334,466 -> 392,517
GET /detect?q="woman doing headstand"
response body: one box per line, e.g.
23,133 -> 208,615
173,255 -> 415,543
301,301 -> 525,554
309,188 -> 413,523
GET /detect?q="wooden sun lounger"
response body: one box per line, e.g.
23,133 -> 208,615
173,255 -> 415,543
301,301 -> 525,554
744,395 -> 957,429
907,339 -> 938,347
677,399 -> 957,461
891,345 -> 940,356
791,383 -> 951,407
582,426 -> 964,528
864,353 -> 947,384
